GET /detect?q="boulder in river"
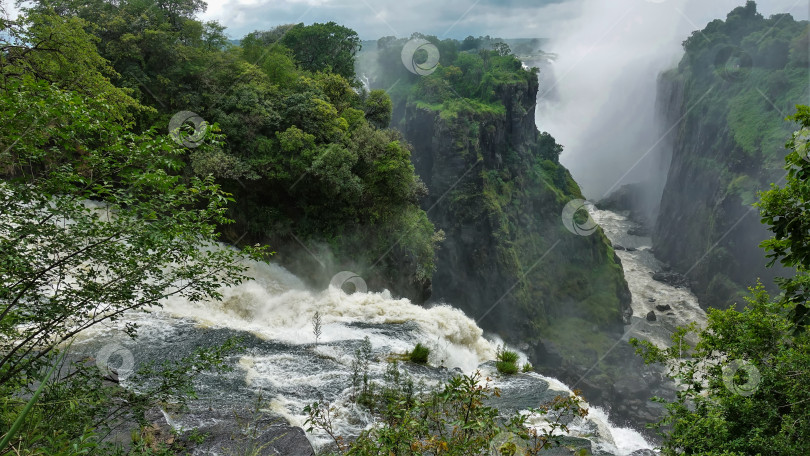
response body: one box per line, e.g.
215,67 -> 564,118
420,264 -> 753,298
655,304 -> 672,312
628,227 -> 651,237
142,407 -> 316,456
646,311 -> 656,322
652,271 -> 689,288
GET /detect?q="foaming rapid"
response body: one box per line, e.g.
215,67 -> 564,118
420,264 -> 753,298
589,203 -> 706,349
73,250 -> 654,454
159,259 -> 495,371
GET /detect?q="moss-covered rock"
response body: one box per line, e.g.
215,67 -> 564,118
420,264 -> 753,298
392,48 -> 632,390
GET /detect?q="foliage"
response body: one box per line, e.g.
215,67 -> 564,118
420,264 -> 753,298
495,346 -> 520,375
0,7 -> 142,118
631,284 -> 810,455
312,311 -> 323,346
371,34 -> 534,119
363,89 -> 393,129
279,22 -> 361,81
408,343 -> 430,364
350,337 -> 375,408
631,106 -> 810,455
0,71 -> 252,454
757,106 -> 810,331
23,0 -> 440,292
0,346 -> 70,451
306,367 -> 589,456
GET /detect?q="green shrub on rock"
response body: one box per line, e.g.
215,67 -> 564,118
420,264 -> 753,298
408,343 -> 430,364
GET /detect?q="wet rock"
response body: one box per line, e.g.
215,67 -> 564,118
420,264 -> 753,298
655,304 -> 671,312
626,247 -> 638,252
614,244 -> 626,251
630,450 -> 658,456
647,297 -> 656,303
152,407 -> 315,456
652,272 -> 689,288
480,364 -> 562,416
628,227 -> 650,237
646,311 -> 656,322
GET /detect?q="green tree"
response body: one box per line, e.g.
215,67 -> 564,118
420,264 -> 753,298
758,105 -> 810,332
363,89 -> 393,129
0,8 -> 142,118
280,21 -> 361,80
0,77 -> 255,454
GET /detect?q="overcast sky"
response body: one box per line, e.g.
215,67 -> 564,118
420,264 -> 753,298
199,0 -> 809,41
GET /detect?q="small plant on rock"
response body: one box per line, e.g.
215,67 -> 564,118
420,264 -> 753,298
408,343 -> 430,364
496,346 -> 519,375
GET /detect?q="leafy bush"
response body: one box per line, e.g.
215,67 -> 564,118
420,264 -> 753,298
408,343 -> 430,364
495,346 -> 520,375
306,367 -> 589,455
522,363 -> 534,373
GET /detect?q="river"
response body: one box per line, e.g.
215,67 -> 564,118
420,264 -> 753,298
72,204 -> 710,455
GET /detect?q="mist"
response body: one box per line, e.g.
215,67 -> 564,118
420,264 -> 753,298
535,0 -> 809,204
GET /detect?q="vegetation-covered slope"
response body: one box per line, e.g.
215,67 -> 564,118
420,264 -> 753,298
358,37 -> 633,397
21,0 -> 441,299
654,1 -> 810,309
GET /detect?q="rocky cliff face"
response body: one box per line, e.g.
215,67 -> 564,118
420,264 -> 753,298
651,6 -> 808,308
653,70 -> 788,309
395,70 -> 633,396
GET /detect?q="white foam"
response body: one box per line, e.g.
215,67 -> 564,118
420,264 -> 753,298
588,406 -> 655,455
158,257 -> 496,371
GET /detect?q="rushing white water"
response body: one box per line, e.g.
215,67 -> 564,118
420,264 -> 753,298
73,249 -> 656,455
159,260 -> 497,371
588,203 -> 706,350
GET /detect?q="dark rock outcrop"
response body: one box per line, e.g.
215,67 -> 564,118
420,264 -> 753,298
400,68 -> 631,341
652,272 -> 689,288
597,182 -> 657,229
144,407 -> 315,456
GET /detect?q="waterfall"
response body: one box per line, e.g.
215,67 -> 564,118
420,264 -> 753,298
74,247 -> 655,455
